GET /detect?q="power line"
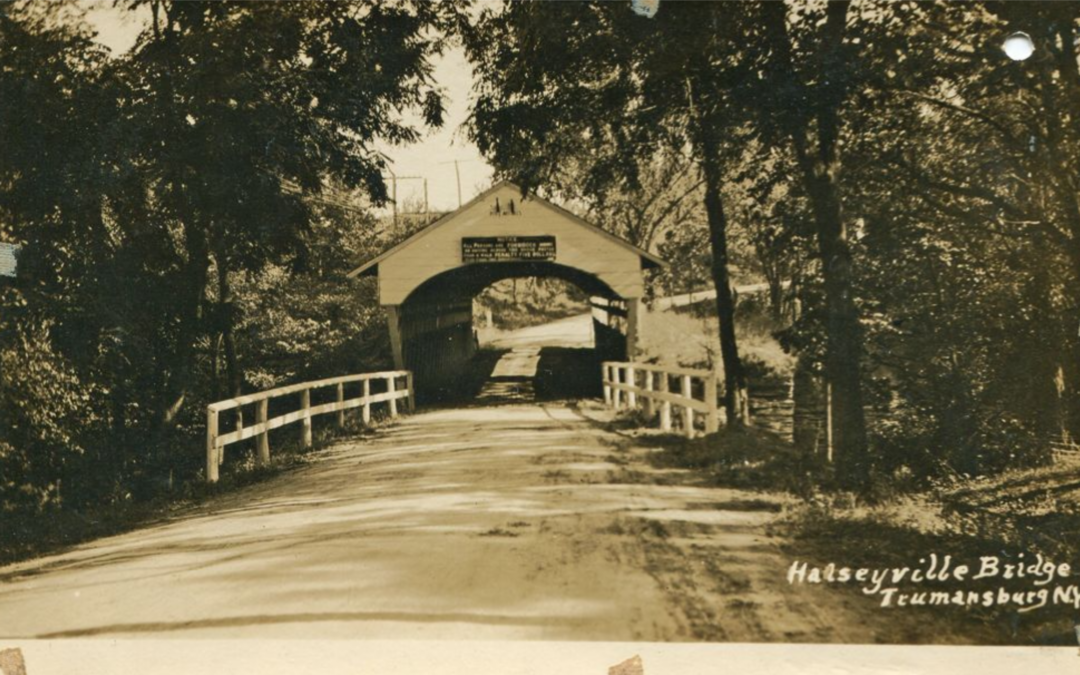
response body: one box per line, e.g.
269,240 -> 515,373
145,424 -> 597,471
280,181 -> 371,216
381,172 -> 429,224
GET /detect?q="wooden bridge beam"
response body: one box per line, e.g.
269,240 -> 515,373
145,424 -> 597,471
386,305 -> 405,370
626,296 -> 641,360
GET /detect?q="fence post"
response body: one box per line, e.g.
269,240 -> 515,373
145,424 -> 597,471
643,370 -> 655,419
825,381 -> 834,463
603,363 -> 612,406
406,371 -> 416,412
388,375 -> 398,417
337,383 -> 345,428
206,407 -> 219,483
301,388 -> 313,448
613,365 -> 623,408
705,372 -> 719,434
681,374 -> 694,438
256,398 -> 270,465
224,407 -> 243,466
659,373 -> 672,432
362,378 -> 372,426
626,365 -> 637,408
219,414 -> 229,466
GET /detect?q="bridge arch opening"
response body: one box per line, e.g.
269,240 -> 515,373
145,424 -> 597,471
402,266 -> 619,402
348,182 -> 665,403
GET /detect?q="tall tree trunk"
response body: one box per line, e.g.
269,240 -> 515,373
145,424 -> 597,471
699,144 -> 750,427
215,252 -> 244,447
211,333 -> 222,401
805,171 -> 868,484
1065,243 -> 1080,442
157,222 -> 208,430
792,352 -> 824,453
217,255 -> 242,401
807,0 -> 869,485
765,0 -> 868,486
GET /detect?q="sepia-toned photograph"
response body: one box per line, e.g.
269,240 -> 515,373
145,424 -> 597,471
2,0 -> 1080,670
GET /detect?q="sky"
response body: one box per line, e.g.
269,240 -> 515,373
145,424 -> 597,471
83,3 -> 494,215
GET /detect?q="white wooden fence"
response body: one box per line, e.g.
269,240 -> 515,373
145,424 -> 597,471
602,361 -> 719,437
1051,438 -> 1080,458
206,370 -> 414,482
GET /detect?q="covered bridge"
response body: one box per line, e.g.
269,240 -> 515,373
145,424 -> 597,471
348,182 -> 664,398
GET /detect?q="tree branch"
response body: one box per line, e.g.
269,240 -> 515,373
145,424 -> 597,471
894,89 -> 1022,149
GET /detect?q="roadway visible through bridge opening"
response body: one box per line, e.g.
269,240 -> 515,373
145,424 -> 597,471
474,313 -> 602,405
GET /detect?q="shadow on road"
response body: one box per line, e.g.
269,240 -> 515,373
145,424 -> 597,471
420,345 -> 602,408
533,347 -> 602,401
458,347 -> 602,406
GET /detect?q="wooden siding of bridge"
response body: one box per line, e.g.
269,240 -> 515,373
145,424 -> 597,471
375,183 -> 648,306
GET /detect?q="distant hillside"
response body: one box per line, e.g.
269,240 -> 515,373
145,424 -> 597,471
474,277 -> 589,331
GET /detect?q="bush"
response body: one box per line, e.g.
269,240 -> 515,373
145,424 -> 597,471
647,425 -> 825,497
870,398 -> 1049,488
0,313 -> 99,512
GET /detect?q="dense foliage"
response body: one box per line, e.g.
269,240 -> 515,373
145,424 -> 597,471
0,1 -> 464,512
3,0 -> 1079,519
467,0 -> 1080,487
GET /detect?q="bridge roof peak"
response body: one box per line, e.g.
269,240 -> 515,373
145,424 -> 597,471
347,181 -> 665,285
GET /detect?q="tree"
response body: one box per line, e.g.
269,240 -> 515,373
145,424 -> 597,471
733,183 -> 810,323
756,0 -> 873,485
755,0 -> 1077,479
0,0 -> 469,505
882,2 -> 1080,445
234,193 -> 391,392
115,1 -> 464,433
467,1 -> 759,426
560,150 -> 705,255
0,1 -> 127,508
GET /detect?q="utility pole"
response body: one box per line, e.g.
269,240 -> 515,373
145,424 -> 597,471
386,167 -> 397,227
439,157 -> 479,209
454,160 -> 462,208
381,172 -> 426,224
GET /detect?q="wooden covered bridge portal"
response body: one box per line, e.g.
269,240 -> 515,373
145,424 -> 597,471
348,182 -> 665,400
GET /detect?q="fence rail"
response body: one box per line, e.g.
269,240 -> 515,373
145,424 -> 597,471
602,361 -> 719,437
1051,439 -> 1080,457
206,370 -> 414,482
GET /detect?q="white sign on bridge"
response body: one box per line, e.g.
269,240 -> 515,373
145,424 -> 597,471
461,235 -> 556,263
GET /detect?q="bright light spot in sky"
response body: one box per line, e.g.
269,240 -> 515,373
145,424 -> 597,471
631,0 -> 660,19
1003,32 -> 1034,61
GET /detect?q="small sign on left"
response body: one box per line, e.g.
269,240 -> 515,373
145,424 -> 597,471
0,243 -> 20,279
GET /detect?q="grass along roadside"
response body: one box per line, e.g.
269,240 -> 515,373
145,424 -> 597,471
775,494 -> 1080,645
774,457 -> 1080,645
590,402 -> 1080,645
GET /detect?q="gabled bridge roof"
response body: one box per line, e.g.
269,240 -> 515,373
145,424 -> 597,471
348,182 -> 664,306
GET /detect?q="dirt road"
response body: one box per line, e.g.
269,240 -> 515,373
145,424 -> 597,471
479,312 -> 594,350
0,399 -> 909,642
0,317 -> 930,642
